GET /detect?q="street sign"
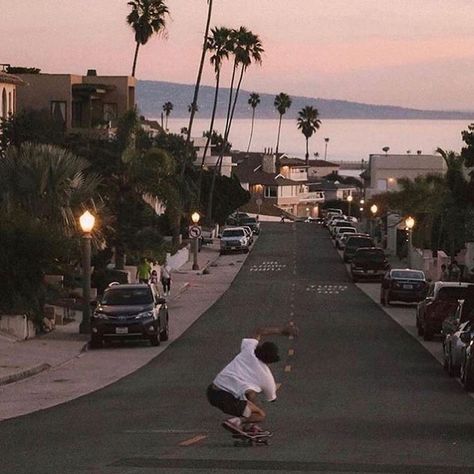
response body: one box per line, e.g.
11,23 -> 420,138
256,198 -> 263,206
188,225 -> 202,238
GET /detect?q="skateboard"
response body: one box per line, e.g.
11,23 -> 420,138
221,421 -> 272,447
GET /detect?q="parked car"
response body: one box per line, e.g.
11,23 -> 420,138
240,216 -> 261,234
337,232 -> 369,250
343,235 -> 375,262
380,269 -> 427,305
304,217 -> 323,223
242,225 -> 254,245
333,226 -> 357,243
460,331 -> 474,390
220,227 -> 250,254
416,282 -> 474,341
330,220 -> 354,238
442,304 -> 474,379
90,283 -> 169,348
350,247 -> 389,282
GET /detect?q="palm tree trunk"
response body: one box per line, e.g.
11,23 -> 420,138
165,114 -> 169,131
186,0 -> 213,145
131,42 -> 140,77
247,108 -> 256,153
223,61 -> 238,145
305,138 -> 309,165
197,70 -> 220,208
275,114 -> 283,155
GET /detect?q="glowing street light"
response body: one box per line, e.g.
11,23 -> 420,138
347,195 -> 353,217
79,211 -> 95,334
191,212 -> 201,270
370,204 -> 378,216
405,216 -> 415,268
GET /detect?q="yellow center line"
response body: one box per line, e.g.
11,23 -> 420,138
288,349 -> 295,356
288,335 -> 294,340
179,434 -> 207,446
284,365 -> 292,372
276,382 -> 282,390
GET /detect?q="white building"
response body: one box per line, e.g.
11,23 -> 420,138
0,71 -> 25,121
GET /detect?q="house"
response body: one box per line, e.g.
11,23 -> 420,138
0,70 -> 25,121
233,152 -> 324,217
364,153 -> 446,198
15,69 -> 136,132
308,180 -> 358,202
194,136 -> 234,177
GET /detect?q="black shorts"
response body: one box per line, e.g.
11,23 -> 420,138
206,384 -> 247,417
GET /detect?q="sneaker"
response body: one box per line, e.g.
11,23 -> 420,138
242,424 -> 270,436
222,418 -> 242,433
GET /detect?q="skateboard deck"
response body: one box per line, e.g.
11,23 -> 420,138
221,421 -> 272,446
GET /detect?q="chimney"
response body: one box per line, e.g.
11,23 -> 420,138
87,69 -> 97,76
262,150 -> 276,174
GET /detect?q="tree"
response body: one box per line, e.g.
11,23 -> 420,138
127,0 -> 169,77
186,0 -> 214,145
382,146 -> 390,154
274,92 -> 292,155
246,92 -> 260,153
296,106 -> 321,165
162,101 -> 173,130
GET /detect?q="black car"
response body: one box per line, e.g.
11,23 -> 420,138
380,269 -> 427,305
350,247 -> 389,282
343,235 -> 375,262
90,283 -> 169,348
239,216 -> 261,234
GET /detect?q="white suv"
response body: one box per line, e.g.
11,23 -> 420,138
220,227 -> 250,254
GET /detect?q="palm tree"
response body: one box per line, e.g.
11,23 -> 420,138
246,92 -> 260,153
162,101 -> 173,130
127,0 -> 169,77
274,92 -> 292,155
297,106 -> 321,165
186,0 -> 214,145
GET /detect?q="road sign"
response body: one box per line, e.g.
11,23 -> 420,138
189,225 -> 202,238
256,198 -> 263,206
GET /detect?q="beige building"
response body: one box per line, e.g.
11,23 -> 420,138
15,70 -> 136,131
0,71 -> 25,120
365,153 -> 446,198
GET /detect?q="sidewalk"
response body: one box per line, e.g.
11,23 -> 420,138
0,240 -> 247,420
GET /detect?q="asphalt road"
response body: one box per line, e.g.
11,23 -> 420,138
2,223 -> 474,473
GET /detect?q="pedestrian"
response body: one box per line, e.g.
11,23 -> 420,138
449,260 -> 461,282
440,264 -> 450,281
206,322 -> 299,435
160,264 -> 172,296
149,269 -> 160,293
136,257 -> 151,284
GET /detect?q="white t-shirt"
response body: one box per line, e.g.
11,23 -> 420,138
213,338 -> 277,402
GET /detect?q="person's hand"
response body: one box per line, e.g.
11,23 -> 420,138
282,322 -> 299,337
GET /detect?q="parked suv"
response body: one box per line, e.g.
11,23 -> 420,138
343,235 -> 375,262
90,283 -> 169,348
416,282 -> 474,341
220,227 -> 250,254
350,247 -> 389,282
239,216 -> 261,234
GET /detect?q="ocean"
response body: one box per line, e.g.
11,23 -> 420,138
166,118 -> 473,165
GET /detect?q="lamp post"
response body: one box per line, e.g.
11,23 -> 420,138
347,195 -> 353,217
191,211 -> 200,271
324,137 -> 330,160
79,210 -> 95,334
370,204 -> 378,238
405,216 -> 415,268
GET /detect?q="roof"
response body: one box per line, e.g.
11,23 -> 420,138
233,154 -> 300,186
308,180 -> 358,191
279,157 -> 340,168
0,71 -> 26,86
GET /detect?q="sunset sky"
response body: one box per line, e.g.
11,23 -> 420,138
3,0 -> 474,110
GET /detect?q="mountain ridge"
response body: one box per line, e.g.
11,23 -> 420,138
136,80 -> 474,121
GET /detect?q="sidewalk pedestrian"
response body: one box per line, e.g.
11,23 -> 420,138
440,264 -> 450,281
449,260 -> 461,282
149,270 -> 160,293
161,264 -> 172,296
136,258 -> 151,284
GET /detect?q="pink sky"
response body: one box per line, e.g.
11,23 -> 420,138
3,0 -> 474,110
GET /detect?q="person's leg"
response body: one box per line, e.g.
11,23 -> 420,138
240,390 -> 266,429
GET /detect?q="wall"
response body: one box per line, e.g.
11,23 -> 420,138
0,315 -> 35,340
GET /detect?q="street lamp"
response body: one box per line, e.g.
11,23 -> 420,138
405,216 -> 415,268
79,210 -> 95,334
347,195 -> 353,217
324,137 -> 330,160
191,211 -> 201,271
370,204 -> 378,238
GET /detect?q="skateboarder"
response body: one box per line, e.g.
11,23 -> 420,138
206,322 -> 298,435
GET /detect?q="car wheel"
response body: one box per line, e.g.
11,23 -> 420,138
352,275 -> 358,283
243,248 -> 249,254
160,316 -> 169,341
150,332 -> 161,347
464,357 -> 474,391
90,335 -> 102,349
380,290 -> 385,305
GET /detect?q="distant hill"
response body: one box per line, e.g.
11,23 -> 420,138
137,80 -> 474,121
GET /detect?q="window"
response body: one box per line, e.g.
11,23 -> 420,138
72,101 -> 83,128
264,186 -> 278,198
377,179 -> 387,191
103,103 -> 117,122
1,88 -> 6,119
50,101 -> 67,126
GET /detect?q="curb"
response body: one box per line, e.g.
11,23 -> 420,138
0,363 -> 51,386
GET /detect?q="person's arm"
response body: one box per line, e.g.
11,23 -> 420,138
251,322 -> 298,341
